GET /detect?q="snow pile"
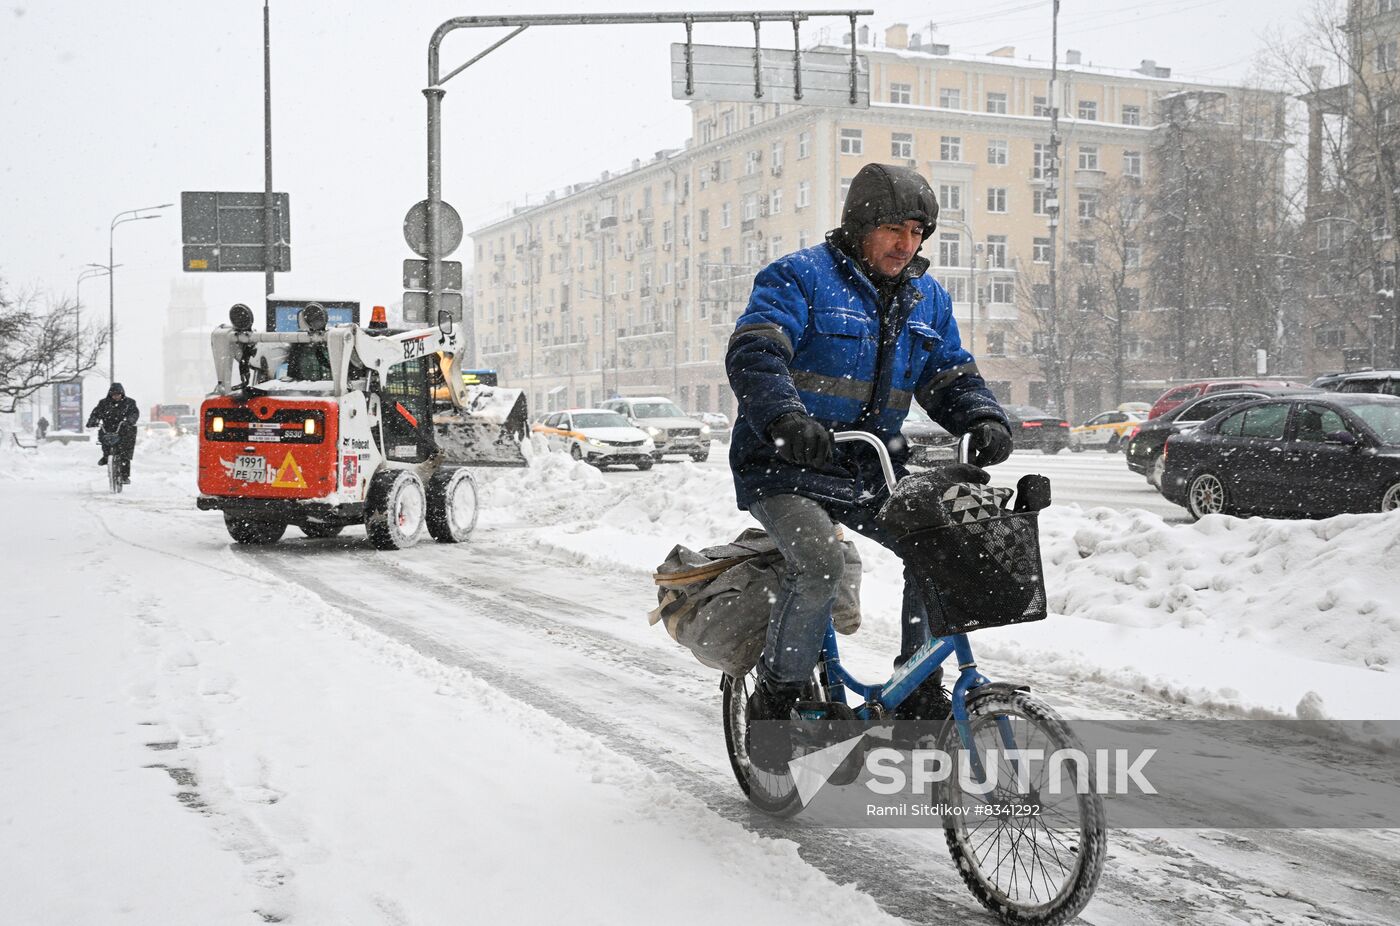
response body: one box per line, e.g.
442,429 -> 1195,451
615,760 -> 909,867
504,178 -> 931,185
1044,506 -> 1400,671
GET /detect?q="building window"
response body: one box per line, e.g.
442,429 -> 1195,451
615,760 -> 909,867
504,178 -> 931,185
796,180 -> 811,209
1121,287 -> 1141,312
938,233 -> 961,267
985,331 -> 1006,356
939,87 -> 962,109
940,136 -> 962,161
769,235 -> 784,260
1033,190 -> 1050,215
987,139 -> 1008,165
990,279 -> 1014,303
939,183 -> 962,211
1123,150 -> 1142,177
1383,0 -> 1399,12
1033,142 -> 1050,179
1078,145 -> 1099,170
1078,100 -> 1098,120
1125,242 -> 1141,268
1382,39 -> 1399,71
742,194 -> 759,221
745,149 -> 761,175
986,235 -> 1007,268
722,110 -> 735,134
720,202 -> 731,228
1122,104 -> 1141,125
840,128 -> 864,155
1315,327 -> 1344,349
986,92 -> 1008,114
1078,191 -> 1099,221
944,276 -> 968,303
987,187 -> 1007,213
891,132 -> 914,159
771,141 -> 784,171
798,228 -> 809,249
798,131 -> 811,159
1033,237 -> 1050,263
769,188 -> 783,215
840,176 -> 853,202
889,82 -> 912,104
1032,284 -> 1051,309
1033,95 -> 1051,117
1077,239 -> 1097,264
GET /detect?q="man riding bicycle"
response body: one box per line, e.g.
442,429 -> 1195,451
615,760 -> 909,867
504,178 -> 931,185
725,162 -> 1012,771
87,382 -> 139,484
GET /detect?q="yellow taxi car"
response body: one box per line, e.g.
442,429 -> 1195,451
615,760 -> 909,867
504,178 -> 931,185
1070,409 -> 1147,452
531,408 -> 657,470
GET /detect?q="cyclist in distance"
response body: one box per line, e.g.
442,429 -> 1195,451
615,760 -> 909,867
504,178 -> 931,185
725,162 -> 1013,771
87,382 -> 140,484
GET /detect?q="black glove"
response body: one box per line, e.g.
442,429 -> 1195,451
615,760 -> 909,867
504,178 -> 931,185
769,412 -> 833,467
967,420 -> 1013,467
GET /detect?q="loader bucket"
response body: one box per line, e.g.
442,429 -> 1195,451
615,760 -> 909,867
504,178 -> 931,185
434,385 -> 530,467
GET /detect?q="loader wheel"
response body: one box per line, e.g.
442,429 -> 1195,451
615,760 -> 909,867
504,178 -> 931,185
224,513 -> 287,545
427,467 -> 478,543
300,522 -> 344,539
365,469 -> 427,550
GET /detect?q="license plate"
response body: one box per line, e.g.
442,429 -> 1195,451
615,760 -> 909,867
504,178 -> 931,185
230,454 -> 268,483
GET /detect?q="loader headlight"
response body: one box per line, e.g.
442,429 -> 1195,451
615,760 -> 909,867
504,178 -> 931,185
211,416 -> 225,434
700,425 -> 711,435
304,417 -> 317,435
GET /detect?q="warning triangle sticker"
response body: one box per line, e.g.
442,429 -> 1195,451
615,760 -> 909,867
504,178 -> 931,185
272,452 -> 307,488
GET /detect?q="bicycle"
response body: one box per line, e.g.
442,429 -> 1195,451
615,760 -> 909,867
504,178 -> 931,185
98,422 -> 132,494
721,431 -> 1105,926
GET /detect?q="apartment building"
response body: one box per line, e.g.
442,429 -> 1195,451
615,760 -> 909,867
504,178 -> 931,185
471,23 -> 1260,421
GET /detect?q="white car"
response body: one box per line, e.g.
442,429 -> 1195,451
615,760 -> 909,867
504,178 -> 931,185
532,408 -> 656,470
600,396 -> 710,462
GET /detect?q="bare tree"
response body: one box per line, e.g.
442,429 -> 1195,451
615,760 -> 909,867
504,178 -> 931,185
0,278 -> 110,414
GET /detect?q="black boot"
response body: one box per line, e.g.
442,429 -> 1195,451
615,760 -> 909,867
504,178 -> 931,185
746,673 -> 803,774
893,662 -> 952,722
97,455 -> 108,466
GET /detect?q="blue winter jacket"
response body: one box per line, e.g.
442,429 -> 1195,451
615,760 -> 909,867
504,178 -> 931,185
726,239 -> 1007,509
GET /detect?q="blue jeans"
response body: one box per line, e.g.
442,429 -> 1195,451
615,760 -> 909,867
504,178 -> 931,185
747,492 -> 931,687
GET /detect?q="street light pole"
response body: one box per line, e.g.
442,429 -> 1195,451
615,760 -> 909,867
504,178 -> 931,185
107,203 -> 173,382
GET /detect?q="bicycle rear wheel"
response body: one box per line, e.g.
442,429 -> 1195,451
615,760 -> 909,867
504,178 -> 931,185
721,667 -> 827,817
937,687 -> 1105,926
108,452 -> 122,494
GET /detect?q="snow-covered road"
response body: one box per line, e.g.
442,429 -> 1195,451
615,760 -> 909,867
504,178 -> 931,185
3,436 -> 1398,924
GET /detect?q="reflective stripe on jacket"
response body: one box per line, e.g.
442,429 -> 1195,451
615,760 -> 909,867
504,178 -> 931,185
725,240 -> 1007,509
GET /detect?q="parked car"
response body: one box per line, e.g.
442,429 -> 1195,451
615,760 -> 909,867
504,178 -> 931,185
1326,370 -> 1400,397
1159,393 -> 1400,519
600,396 -> 710,462
1004,404 -> 1071,454
1117,402 -> 1152,415
1147,378 -> 1309,420
690,410 -> 731,443
1070,409 -> 1146,453
901,404 -> 959,465
1126,387 -> 1317,488
532,408 -> 656,470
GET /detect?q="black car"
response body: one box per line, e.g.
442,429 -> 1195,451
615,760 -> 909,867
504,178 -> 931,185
1126,387 -> 1317,488
1003,404 -> 1071,454
1160,394 -> 1400,519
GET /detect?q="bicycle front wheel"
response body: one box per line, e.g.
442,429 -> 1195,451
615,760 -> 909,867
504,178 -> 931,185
109,453 -> 122,494
937,687 -> 1106,926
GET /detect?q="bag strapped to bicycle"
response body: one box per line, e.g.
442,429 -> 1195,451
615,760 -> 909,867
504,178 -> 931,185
649,526 -> 861,677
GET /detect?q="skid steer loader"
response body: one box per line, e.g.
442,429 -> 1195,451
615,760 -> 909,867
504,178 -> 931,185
195,302 -> 525,549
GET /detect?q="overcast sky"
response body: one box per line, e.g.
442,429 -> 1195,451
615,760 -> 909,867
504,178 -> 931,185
2,0 -> 1315,408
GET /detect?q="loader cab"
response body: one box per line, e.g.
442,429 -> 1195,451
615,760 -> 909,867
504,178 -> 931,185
379,357 -> 437,463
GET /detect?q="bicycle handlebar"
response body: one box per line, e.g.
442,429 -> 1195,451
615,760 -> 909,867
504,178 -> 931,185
832,430 -> 973,494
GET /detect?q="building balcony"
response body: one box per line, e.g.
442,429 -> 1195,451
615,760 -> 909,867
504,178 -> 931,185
480,343 -> 516,357
541,334 -> 588,351
616,321 -> 673,341
1074,168 -> 1107,189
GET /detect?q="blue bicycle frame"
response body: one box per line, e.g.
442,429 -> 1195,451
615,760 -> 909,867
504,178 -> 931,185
819,431 -> 1016,774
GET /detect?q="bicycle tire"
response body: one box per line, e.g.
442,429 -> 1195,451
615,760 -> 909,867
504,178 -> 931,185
721,668 -> 825,817
109,451 -> 122,494
936,688 -> 1106,926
